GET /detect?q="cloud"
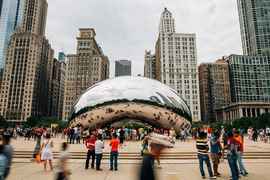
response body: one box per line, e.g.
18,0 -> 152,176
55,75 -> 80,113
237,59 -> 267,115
46,0 -> 242,77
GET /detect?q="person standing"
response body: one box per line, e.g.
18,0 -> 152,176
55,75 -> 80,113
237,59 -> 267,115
85,134 -> 96,169
41,134 -> 54,171
119,128 -> 125,146
234,131 -> 248,176
210,131 -> 222,177
109,133 -> 120,171
227,131 -> 239,180
95,134 -> 104,171
55,142 -> 70,180
2,135 -> 13,179
196,131 -> 216,179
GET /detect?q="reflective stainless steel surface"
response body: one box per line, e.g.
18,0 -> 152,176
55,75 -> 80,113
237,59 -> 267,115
70,76 -> 192,131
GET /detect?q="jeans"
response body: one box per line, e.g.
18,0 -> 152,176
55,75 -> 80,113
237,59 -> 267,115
236,152 -> 247,174
95,154 -> 103,170
197,154 -> 214,177
227,154 -> 239,180
110,152 -> 118,170
85,150 -> 95,169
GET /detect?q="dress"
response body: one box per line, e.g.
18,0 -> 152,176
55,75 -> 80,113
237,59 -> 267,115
41,139 -> 53,160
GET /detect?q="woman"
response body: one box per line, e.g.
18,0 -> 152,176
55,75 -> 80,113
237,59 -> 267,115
41,134 -> 54,171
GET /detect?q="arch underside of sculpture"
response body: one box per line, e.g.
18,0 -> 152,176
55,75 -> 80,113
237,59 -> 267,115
70,102 -> 191,133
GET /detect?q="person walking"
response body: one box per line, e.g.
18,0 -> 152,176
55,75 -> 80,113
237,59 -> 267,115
0,144 -> 7,180
2,135 -> 13,179
95,134 -> 104,171
196,131 -> 216,179
227,131 -> 239,180
210,131 -> 222,177
41,134 -> 54,171
55,142 -> 70,180
234,131 -> 248,176
109,133 -> 120,171
85,134 -> 96,169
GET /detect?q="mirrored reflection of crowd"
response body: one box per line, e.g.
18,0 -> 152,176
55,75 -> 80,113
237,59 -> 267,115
195,127 -> 249,180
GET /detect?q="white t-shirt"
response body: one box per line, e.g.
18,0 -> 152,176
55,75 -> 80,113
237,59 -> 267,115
95,140 -> 104,154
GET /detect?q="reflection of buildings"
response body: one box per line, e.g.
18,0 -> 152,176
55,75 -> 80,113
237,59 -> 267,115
63,28 -> 110,120
0,0 -> 54,121
198,58 -> 231,122
115,60 -> 131,77
146,8 -> 201,121
144,50 -> 156,79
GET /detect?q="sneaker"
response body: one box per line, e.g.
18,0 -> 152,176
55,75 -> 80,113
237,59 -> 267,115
210,176 -> 217,179
202,176 -> 206,179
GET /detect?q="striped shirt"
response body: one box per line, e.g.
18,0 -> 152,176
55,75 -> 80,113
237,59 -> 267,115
196,138 -> 209,155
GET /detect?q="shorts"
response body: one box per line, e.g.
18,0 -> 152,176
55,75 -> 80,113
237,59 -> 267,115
211,153 -> 220,164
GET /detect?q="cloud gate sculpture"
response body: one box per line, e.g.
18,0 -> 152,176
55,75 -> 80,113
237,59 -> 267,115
69,76 -> 192,133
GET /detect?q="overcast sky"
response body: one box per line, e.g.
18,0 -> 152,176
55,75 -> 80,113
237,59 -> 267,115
46,0 -> 243,77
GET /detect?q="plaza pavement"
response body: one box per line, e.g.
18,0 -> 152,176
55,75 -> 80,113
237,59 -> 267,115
7,137 -> 270,180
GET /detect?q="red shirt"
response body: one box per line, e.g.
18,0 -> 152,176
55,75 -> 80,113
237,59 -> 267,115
110,138 -> 120,152
85,136 -> 96,151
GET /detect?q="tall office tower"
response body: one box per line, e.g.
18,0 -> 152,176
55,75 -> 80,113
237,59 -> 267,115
58,52 -> 65,62
0,0 -> 25,69
237,0 -> 270,56
227,55 -> 270,103
154,8 -> 201,121
48,58 -> 61,118
63,28 -> 110,120
144,50 -> 156,79
58,52 -> 66,119
115,60 -> 131,77
198,59 -> 231,122
0,0 -> 54,121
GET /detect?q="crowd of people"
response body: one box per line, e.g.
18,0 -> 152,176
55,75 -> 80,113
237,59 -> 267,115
0,124 -> 269,180
195,127 -> 248,180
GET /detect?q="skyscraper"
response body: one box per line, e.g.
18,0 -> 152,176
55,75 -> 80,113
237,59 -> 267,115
0,0 -> 54,121
115,60 -> 131,77
144,50 -> 156,79
198,59 -> 231,122
154,8 -> 201,121
0,0 -> 25,69
237,0 -> 270,56
63,28 -> 110,120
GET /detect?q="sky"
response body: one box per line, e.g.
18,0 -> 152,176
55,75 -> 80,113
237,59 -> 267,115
46,0 -> 243,77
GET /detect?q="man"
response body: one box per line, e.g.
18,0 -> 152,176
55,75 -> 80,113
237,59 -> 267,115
227,131 -> 239,180
85,134 -> 96,169
56,142 -> 71,180
210,131 -> 222,177
234,130 -> 248,176
3,135 -> 13,178
109,133 -> 120,171
196,131 -> 216,179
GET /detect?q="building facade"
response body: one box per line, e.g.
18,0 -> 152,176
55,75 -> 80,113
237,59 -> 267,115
237,0 -> 270,56
144,50 -> 156,79
0,0 -> 25,69
115,60 -> 131,77
63,28 -> 109,120
0,0 -> 54,121
216,102 -> 270,122
198,59 -> 231,122
154,8 -> 201,121
227,55 -> 270,103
